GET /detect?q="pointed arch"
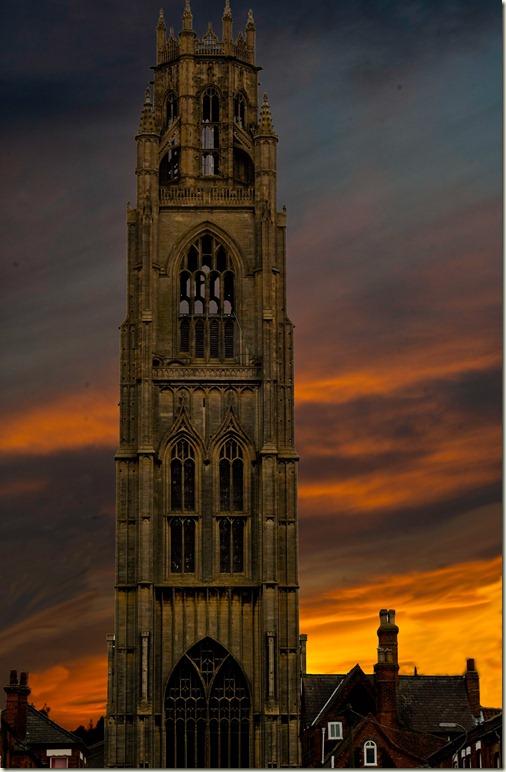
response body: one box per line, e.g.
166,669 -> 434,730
210,406 -> 253,459
233,90 -> 248,127
211,409 -> 253,576
165,221 -> 244,280
165,638 -> 251,768
158,404 -> 206,461
159,407 -> 205,577
168,227 -> 244,362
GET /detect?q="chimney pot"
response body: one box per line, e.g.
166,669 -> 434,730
20,672 -> 28,686
9,670 -> 17,685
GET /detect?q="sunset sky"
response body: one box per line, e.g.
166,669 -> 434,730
0,0 -> 501,729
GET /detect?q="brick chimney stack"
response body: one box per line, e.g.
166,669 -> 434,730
4,670 -> 31,740
374,609 -> 399,728
464,658 -> 481,719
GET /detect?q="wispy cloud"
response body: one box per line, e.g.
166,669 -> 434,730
301,556 -> 502,708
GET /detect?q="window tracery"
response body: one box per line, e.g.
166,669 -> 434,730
165,639 -> 250,768
178,234 -> 236,360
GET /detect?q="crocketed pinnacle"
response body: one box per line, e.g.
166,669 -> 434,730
182,0 -> 193,29
246,8 -> 255,29
223,0 -> 232,20
257,93 -> 275,135
137,87 -> 156,135
157,8 -> 166,30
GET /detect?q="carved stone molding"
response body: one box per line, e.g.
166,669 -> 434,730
154,365 -> 259,381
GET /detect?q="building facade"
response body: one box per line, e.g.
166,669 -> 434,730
105,2 -> 300,767
301,610 -> 501,768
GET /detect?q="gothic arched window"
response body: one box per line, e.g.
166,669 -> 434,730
219,439 -> 243,512
170,439 -> 195,511
234,93 -> 246,127
201,87 -> 220,176
168,438 -> 197,575
165,92 -> 178,128
165,639 -> 250,768
218,439 -> 246,574
159,132 -> 180,184
178,234 -> 236,360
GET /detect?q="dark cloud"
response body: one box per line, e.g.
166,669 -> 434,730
0,0 -> 501,719
0,448 -> 115,629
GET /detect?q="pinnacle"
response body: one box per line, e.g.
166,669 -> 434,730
182,0 -> 193,30
258,92 -> 275,135
223,0 -> 232,20
157,8 -> 166,29
137,86 -> 156,136
246,8 -> 255,29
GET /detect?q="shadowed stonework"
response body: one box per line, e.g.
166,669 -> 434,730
104,2 -> 300,767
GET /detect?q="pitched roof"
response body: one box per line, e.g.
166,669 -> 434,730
25,705 -> 84,747
427,712 -> 503,766
397,676 -> 475,733
301,674 -> 345,726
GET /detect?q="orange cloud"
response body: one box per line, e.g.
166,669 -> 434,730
295,342 -> 499,405
29,655 -> 107,730
19,558 -> 501,728
300,555 -> 502,708
298,407 -> 499,518
0,390 -> 118,454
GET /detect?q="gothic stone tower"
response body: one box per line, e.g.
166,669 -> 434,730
105,2 -> 300,767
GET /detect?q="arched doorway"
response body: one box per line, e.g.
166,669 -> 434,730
165,638 -> 250,768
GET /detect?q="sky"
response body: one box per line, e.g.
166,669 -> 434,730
0,0 -> 502,730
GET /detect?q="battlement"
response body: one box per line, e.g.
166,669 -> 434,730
156,3 -> 255,66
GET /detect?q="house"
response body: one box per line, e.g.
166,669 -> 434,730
428,711 -> 502,768
2,670 -> 88,768
301,609 -> 501,767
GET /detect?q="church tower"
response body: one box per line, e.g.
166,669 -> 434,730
105,3 -> 300,767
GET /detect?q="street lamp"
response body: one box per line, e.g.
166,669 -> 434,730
439,723 -> 469,767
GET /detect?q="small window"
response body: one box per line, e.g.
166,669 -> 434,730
364,740 -> 377,767
50,760 -> 68,769
327,721 -> 342,740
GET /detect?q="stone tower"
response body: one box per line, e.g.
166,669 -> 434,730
105,2 -> 300,768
